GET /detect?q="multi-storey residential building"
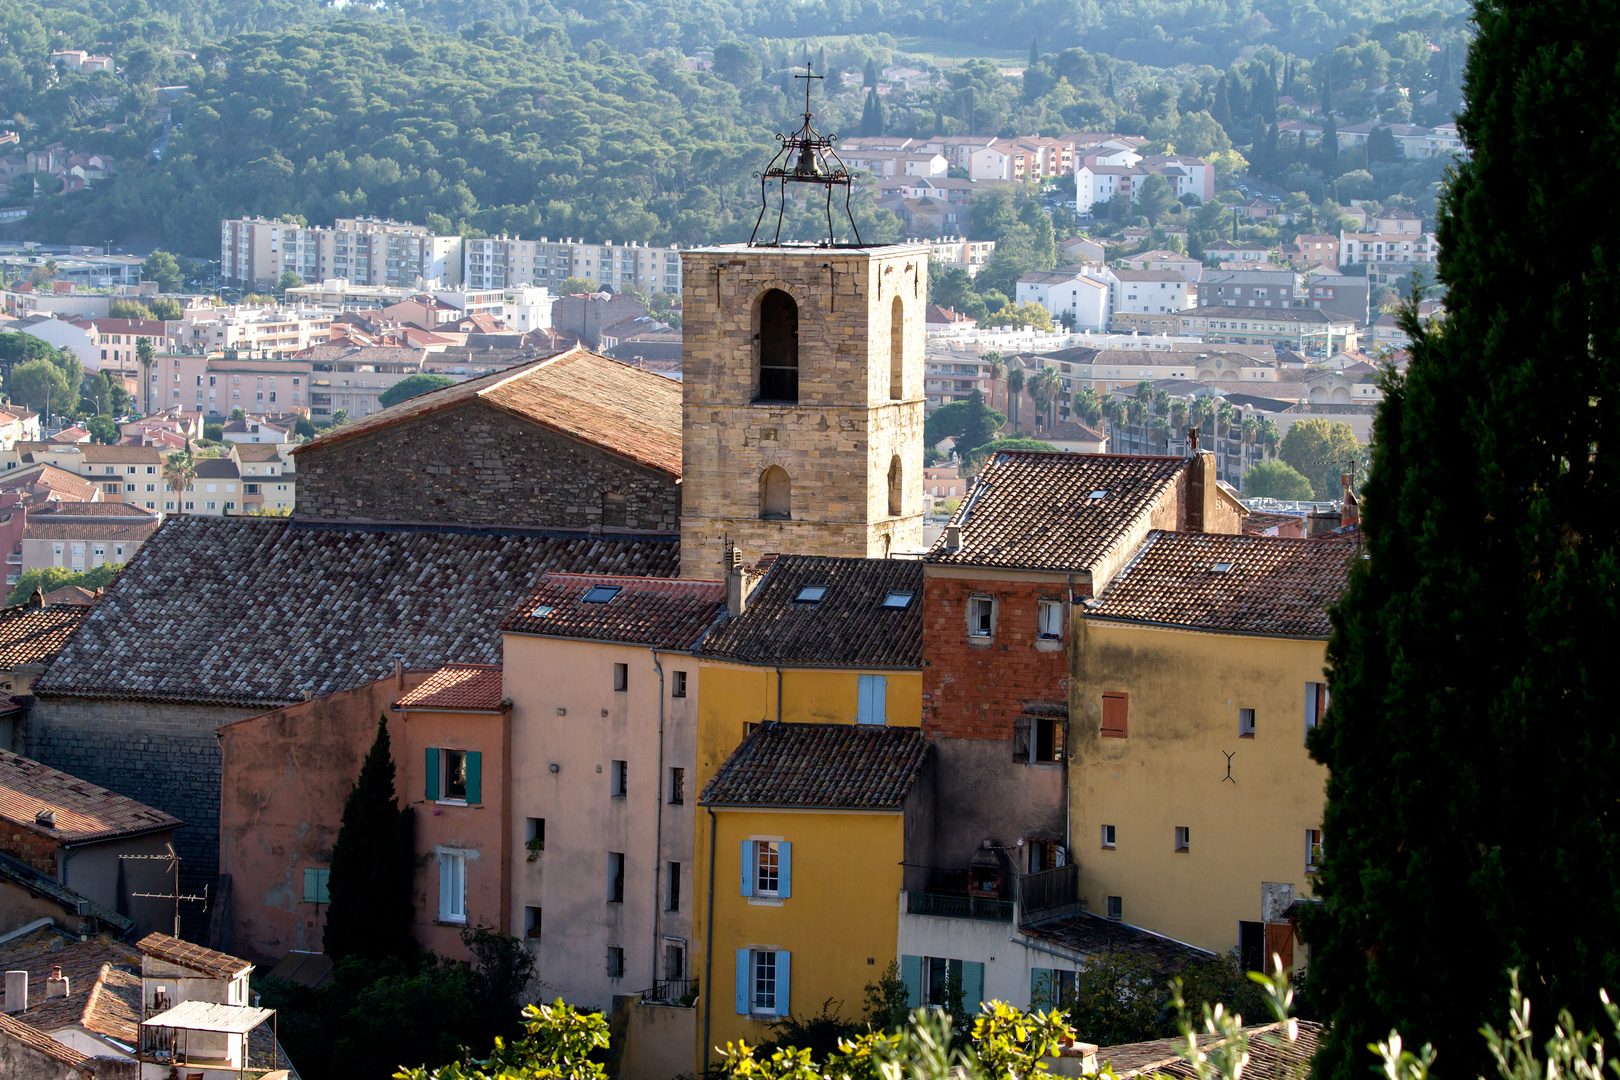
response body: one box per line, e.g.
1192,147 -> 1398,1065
178,305 -> 334,358
1110,269 -> 1194,328
1015,269 -> 1112,332
918,237 -> 995,273
463,237 -> 685,295
90,317 -> 182,367
1176,306 -> 1359,353
231,442 -> 297,513
145,355 -> 313,417
12,502 -> 159,580
220,217 -> 464,292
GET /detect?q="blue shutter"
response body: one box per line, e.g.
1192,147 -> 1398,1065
777,951 -> 790,1015
873,676 -> 887,724
740,840 -> 754,897
736,950 -> 750,1014
857,675 -> 874,723
465,751 -> 482,804
962,961 -> 984,1011
425,747 -> 439,801
901,954 -> 923,1009
778,842 -> 792,898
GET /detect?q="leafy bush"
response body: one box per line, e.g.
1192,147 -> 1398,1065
379,374 -> 456,409
1242,461 -> 1315,500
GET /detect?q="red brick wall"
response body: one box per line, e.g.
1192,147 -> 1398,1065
922,573 -> 1090,739
0,829 -> 61,877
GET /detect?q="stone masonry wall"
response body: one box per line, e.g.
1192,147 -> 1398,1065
296,400 -> 680,531
680,245 -> 929,580
24,696 -> 257,932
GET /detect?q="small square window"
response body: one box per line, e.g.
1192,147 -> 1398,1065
672,670 -> 687,698
1101,825 -> 1116,849
1239,708 -> 1256,738
882,590 -> 914,608
606,946 -> 625,979
525,906 -> 543,939
669,767 -> 685,805
1307,829 -> 1324,871
611,760 -> 628,797
1175,826 -> 1190,852
1105,895 -> 1123,921
1211,562 -> 1233,574
795,585 -> 828,604
613,663 -> 628,691
583,585 -> 622,603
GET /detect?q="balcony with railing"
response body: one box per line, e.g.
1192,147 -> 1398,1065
1019,863 -> 1081,924
638,978 -> 699,1007
902,857 -> 1015,923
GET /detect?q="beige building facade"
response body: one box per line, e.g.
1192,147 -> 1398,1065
680,244 -> 930,580
220,216 -> 464,292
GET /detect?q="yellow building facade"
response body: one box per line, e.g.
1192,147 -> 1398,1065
1067,530 -> 1349,964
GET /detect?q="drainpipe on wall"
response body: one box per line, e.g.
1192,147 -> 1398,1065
701,807 -> 717,1077
649,647 -> 666,995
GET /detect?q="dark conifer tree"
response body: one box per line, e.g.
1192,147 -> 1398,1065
1211,76 -> 1231,126
864,57 -> 878,88
1305,2 -> 1620,1079
1030,37 -> 1040,67
324,716 -> 415,961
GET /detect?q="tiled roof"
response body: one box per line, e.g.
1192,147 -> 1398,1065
396,664 -> 505,711
25,502 -> 156,519
34,517 -> 680,706
1020,910 -> 1213,967
1242,511 -> 1303,536
0,935 -> 143,1046
1099,1020 -> 1323,1079
76,445 -> 165,464
1184,305 -> 1346,324
295,346 -> 682,477
1084,530 -> 1350,638
697,556 -> 923,669
0,851 -> 132,937
137,933 -> 252,978
0,1010 -> 94,1076
0,464 -> 99,502
39,586 -> 98,606
22,519 -> 160,543
193,458 -> 240,479
0,603 -> 92,668
502,573 -> 725,650
700,722 -> 931,810
232,443 -> 287,462
925,452 -> 1188,573
0,749 -> 183,842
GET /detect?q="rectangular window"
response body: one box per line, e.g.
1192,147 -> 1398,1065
1239,708 -> 1256,738
665,943 -> 685,981
526,817 -> 544,854
968,596 -> 995,637
606,946 -> 625,979
524,907 -> 542,939
611,760 -> 628,798
1307,829 -> 1324,871
1037,600 -> 1064,640
1105,895 -> 1123,921
1101,824 -> 1116,849
609,852 -> 625,903
669,767 -> 685,805
668,861 -> 681,911
438,851 -> 467,923
303,867 -> 330,903
1101,692 -> 1129,738
755,841 -> 780,896
856,674 -> 888,724
1305,682 -> 1329,741
753,950 -> 779,1014
1175,826 -> 1191,852
613,663 -> 628,691
672,670 -> 687,698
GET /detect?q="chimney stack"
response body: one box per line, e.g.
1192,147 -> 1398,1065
4,971 -> 25,1013
725,548 -> 748,619
945,524 -> 962,550
45,967 -> 68,1000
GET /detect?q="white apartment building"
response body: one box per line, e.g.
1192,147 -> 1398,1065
1015,269 -> 1112,332
221,217 -> 464,292
1110,269 -> 1195,320
1338,232 -> 1439,267
463,236 -> 685,295
179,305 -> 334,358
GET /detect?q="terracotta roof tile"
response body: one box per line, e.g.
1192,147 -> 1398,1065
697,556 -> 923,669
926,452 -> 1188,572
396,664 -> 505,711
0,750 -> 183,842
1084,530 -> 1350,638
231,443 -> 287,462
1099,1020 -> 1323,1079
502,574 -> 725,649
295,347 -> 682,477
24,502 -> 156,519
0,936 -> 143,1045
0,464 -> 99,502
700,722 -> 931,809
0,604 -> 92,668
1020,910 -> 1214,967
38,586 -> 98,606
76,445 -> 167,464
0,1010 -> 94,1075
1241,511 -> 1304,536
34,517 -> 680,706
21,519 -> 160,543
137,933 -> 252,979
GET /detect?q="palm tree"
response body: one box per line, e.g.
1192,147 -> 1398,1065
1241,415 -> 1261,470
1126,399 -> 1148,455
1215,401 -> 1237,480
136,337 -> 156,415
1260,416 -> 1282,459
1153,390 -> 1172,452
1102,397 -> 1127,450
1006,368 -> 1025,433
1188,396 -> 1214,451
1072,386 -> 1103,430
163,449 -> 197,515
1170,399 -> 1190,448
1029,367 -> 1062,432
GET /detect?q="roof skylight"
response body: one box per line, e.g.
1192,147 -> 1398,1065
531,604 -> 555,617
582,585 -> 623,603
882,591 -> 914,609
1211,562 -> 1233,574
795,585 -> 829,604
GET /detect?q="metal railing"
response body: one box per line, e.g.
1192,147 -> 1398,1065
641,978 -> 699,1006
1019,864 -> 1080,924
905,891 -> 1013,923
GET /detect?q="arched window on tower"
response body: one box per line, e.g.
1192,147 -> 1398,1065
760,466 -> 791,520
887,455 -> 902,517
757,290 -> 799,402
889,296 -> 904,400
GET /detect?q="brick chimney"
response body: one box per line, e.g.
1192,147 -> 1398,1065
4,970 -> 25,1013
1185,449 -> 1223,533
1341,472 -> 1360,527
45,966 -> 68,999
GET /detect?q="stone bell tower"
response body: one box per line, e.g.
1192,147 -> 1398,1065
678,245 -> 930,580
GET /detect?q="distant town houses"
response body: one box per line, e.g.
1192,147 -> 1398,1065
0,143 -> 116,197
1075,154 -> 1216,217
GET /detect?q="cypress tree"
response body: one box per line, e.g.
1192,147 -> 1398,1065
864,57 -> 878,88
1211,76 -> 1231,126
1029,36 -> 1040,67
324,716 -> 415,960
1305,3 -> 1620,1080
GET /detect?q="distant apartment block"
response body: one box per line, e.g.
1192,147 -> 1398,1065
463,236 -> 684,295
220,217 -> 465,292
178,305 -> 334,358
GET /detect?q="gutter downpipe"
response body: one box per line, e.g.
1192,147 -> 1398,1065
650,648 -> 666,998
1064,573 -> 1074,863
776,665 -> 783,724
702,806 -> 717,1077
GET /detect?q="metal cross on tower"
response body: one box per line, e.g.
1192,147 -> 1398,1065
749,61 -> 864,247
